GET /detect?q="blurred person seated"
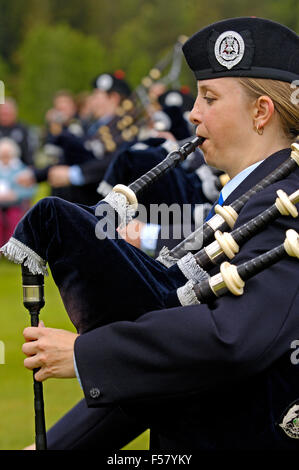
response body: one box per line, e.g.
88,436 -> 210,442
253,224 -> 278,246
0,98 -> 36,166
0,138 -> 36,245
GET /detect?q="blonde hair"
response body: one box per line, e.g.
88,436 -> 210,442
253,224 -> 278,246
238,78 -> 299,141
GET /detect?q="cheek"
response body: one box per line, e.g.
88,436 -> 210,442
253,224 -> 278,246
204,109 -> 227,141
208,103 -> 249,141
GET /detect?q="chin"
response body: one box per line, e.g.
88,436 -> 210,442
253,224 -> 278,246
203,151 -> 217,168
203,147 -> 225,171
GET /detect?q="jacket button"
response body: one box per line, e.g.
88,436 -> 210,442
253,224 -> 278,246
89,387 -> 101,399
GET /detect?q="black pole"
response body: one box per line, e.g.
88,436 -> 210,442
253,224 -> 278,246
21,264 -> 47,450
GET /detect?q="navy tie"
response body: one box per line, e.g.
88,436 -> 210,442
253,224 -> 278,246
205,191 -> 224,221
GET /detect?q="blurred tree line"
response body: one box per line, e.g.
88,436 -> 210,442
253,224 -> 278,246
0,0 -> 297,124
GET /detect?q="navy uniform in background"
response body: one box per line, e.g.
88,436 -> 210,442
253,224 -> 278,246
55,72 -> 133,193
77,86 -> 195,190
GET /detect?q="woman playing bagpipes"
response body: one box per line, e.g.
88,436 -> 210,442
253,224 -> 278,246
2,17 -> 299,450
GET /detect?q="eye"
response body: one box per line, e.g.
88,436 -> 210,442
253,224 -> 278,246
203,96 -> 216,105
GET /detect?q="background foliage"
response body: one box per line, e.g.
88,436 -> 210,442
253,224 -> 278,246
18,24 -> 107,123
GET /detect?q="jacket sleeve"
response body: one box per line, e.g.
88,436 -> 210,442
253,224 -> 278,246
74,180 -> 299,408
46,399 -> 147,450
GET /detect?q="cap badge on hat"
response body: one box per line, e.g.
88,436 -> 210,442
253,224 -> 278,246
214,30 -> 245,69
96,74 -> 113,91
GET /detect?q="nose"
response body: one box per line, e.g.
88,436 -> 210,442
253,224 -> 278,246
189,96 -> 202,126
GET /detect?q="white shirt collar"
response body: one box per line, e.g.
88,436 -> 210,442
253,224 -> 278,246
221,160 -> 264,202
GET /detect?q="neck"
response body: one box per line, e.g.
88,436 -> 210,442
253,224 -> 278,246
227,134 -> 291,179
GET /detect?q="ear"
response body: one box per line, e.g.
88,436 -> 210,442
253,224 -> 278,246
252,95 -> 275,130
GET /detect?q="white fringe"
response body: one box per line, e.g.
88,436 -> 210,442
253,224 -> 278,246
0,237 -> 48,276
156,246 -> 179,267
177,280 -> 200,306
177,252 -> 208,283
104,191 -> 136,227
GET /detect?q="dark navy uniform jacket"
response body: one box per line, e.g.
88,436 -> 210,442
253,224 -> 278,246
48,148 -> 299,450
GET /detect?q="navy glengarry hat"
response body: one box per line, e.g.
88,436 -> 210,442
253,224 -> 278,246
158,89 -> 195,113
92,71 -> 131,97
182,17 -> 299,83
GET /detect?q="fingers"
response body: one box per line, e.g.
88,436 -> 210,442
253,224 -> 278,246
23,326 -> 44,342
23,354 -> 43,371
22,325 -> 47,380
22,326 -> 77,381
22,340 -> 39,356
23,344 -> 51,382
34,367 -> 50,382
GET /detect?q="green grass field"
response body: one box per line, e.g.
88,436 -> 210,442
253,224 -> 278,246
0,184 -> 149,450
0,257 -> 85,449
